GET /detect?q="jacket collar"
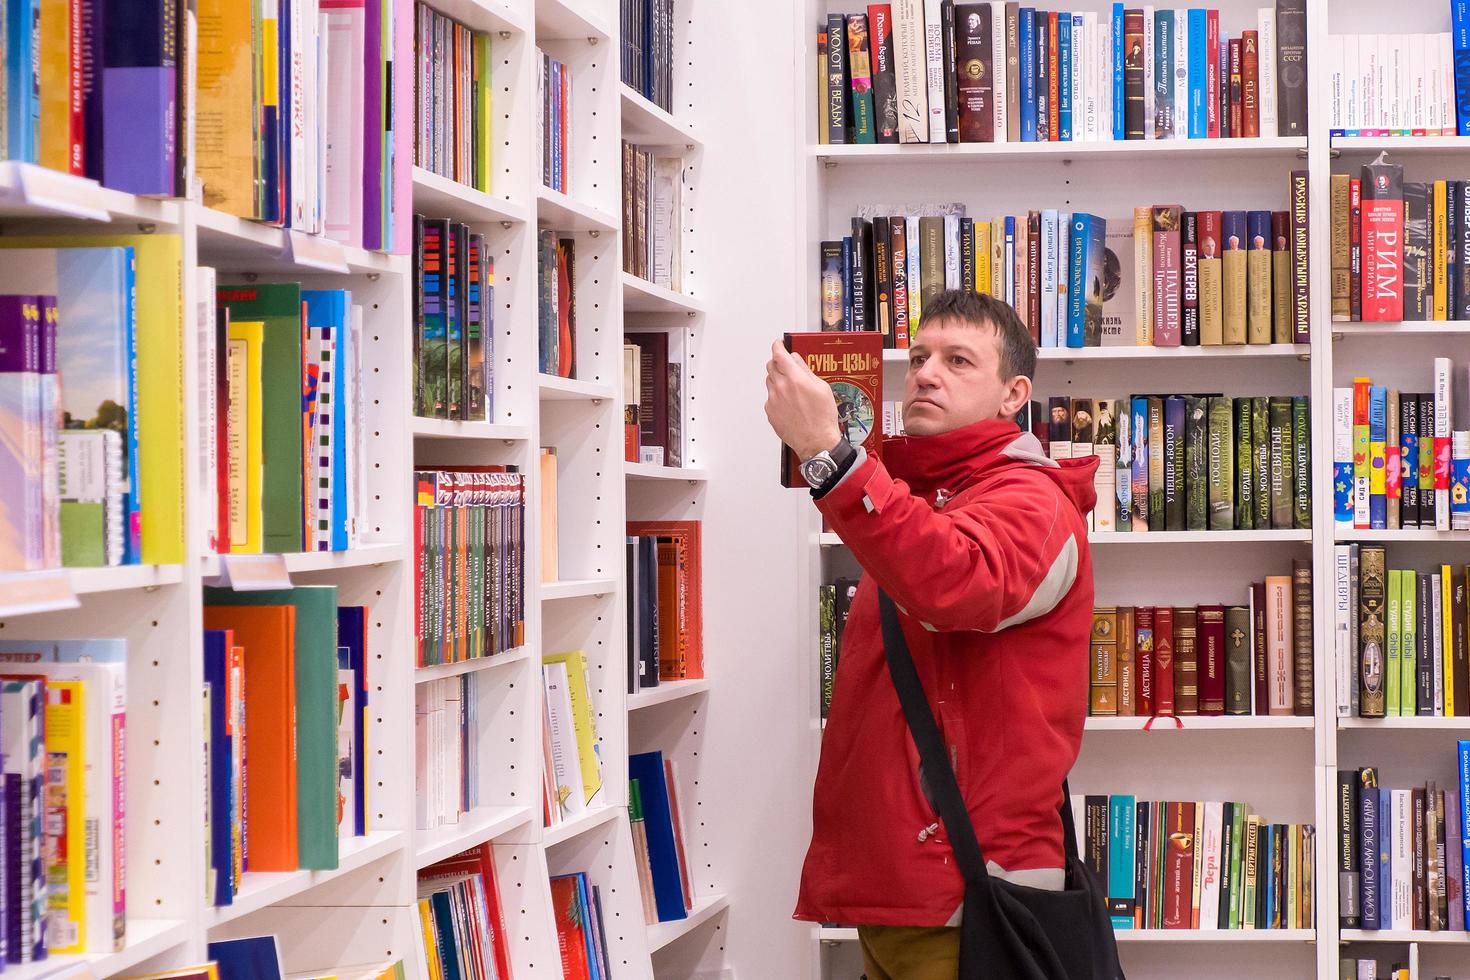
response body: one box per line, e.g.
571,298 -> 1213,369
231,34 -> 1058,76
880,417 -> 1030,503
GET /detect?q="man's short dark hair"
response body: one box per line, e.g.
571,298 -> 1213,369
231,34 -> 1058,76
915,290 -> 1037,381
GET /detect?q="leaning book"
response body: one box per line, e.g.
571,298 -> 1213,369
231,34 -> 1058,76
781,332 -> 884,488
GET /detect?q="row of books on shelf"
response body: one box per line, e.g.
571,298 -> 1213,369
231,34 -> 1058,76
203,589 -> 370,907
412,214 -> 497,423
629,751 -> 696,925
1342,962 -> 1417,980
1334,546 -> 1470,720
413,467 -> 526,668
621,332 -> 686,468
0,235 -> 188,571
206,279 -> 367,556
621,143 -> 684,290
417,843 -> 513,980
540,49 -> 574,195
1338,755 -> 1470,932
542,650 -> 603,826
1327,29 -> 1470,138
1078,796 -> 1315,930
1332,368 -> 1470,533
823,178 -> 1311,348
201,0 -> 403,249
552,872 -> 612,980
1021,393 -> 1312,533
625,521 -> 704,695
620,0 -> 677,114
816,2 -> 1308,146
415,4 -> 494,193
538,231 -> 577,378
416,676 -> 480,831
1332,163 -> 1470,323
123,940 -> 406,980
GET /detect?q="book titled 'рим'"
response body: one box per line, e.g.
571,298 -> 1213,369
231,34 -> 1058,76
781,331 -> 884,487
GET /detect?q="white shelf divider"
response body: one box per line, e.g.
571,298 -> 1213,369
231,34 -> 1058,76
647,893 -> 731,952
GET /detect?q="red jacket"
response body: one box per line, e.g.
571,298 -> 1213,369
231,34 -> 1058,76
794,417 -> 1098,927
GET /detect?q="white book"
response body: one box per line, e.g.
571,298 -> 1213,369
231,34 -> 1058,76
1142,6 -> 1155,139
906,215 -> 922,323
652,157 -> 682,290
1363,37 -> 1379,133
1377,36 -> 1391,131
1392,37 -> 1407,132
1257,8 -> 1277,136
893,0 -> 931,142
1344,34 -> 1360,134
1071,13 -> 1085,141
57,431 -> 124,567
944,214 -> 961,289
322,3 -> 366,245
1040,210 -> 1058,347
1093,405 -> 1115,533
543,661 -> 586,821
1057,212 -> 1070,334
1328,33 -> 1344,131
1084,13 -> 1099,140
1103,18 -> 1114,140
288,0 -> 308,229
1443,33 -> 1457,135
1334,545 -> 1355,717
348,304 -> 365,548
303,0 -> 320,233
1334,387 -> 1352,530
923,0 -> 948,142
991,1 -> 1007,142
196,265 -> 219,553
1428,37 -> 1443,134
1412,34 -> 1428,133
1436,357 -> 1452,529
1172,10 -> 1188,140
1391,789 -> 1413,929
1198,800 -> 1223,928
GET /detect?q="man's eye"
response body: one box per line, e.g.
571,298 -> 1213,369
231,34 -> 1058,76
910,356 -> 925,367
950,356 -> 969,367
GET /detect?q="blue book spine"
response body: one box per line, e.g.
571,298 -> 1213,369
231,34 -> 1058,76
1111,4 -> 1125,140
337,607 -> 368,836
629,751 -> 691,922
1369,385 -> 1387,529
6,0 -> 38,163
1132,397 -> 1149,498
1188,9 -> 1207,137
302,290 -> 351,551
1067,214 -> 1088,346
1004,216 -> 1017,304
1454,3 -> 1470,135
1379,789 -> 1392,929
1019,9 -> 1037,141
1108,794 -> 1136,928
121,247 -> 141,564
841,237 -> 854,330
1058,14 -> 1073,141
1460,741 -> 1470,922
575,874 -> 602,980
1360,778 -> 1379,928
203,630 -> 234,906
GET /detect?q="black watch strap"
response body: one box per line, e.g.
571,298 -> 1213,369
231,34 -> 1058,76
811,439 -> 858,499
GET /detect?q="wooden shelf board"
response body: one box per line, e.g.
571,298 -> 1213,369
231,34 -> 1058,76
626,461 -> 708,482
619,86 -> 701,149
542,804 -> 621,848
813,136 -> 1306,166
540,577 -> 618,601
537,374 -> 617,401
206,831 -> 406,928
629,678 -> 711,712
412,167 -> 529,225
414,805 -> 537,868
411,417 -> 532,442
647,893 -> 731,952
535,186 -> 618,233
416,645 -> 534,683
622,271 -> 707,315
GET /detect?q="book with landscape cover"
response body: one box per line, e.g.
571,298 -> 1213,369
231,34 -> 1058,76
781,332 -> 884,488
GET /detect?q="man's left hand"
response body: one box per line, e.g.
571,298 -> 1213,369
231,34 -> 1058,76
765,340 -> 842,463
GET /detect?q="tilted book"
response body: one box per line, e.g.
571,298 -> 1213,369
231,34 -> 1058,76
780,332 -> 883,488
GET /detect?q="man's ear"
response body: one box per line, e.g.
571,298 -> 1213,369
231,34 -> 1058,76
999,374 -> 1032,420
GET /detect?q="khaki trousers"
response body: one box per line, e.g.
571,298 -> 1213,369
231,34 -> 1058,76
856,925 -> 961,980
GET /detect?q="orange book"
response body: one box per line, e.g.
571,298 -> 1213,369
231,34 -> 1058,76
549,875 -> 592,979
626,520 -> 703,679
540,448 -> 559,583
202,604 -> 299,871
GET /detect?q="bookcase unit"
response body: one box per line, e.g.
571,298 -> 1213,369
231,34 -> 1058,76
0,0 -> 731,977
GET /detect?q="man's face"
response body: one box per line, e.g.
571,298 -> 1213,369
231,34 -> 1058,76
902,318 -> 1030,437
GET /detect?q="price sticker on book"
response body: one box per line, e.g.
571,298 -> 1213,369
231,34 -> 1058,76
284,230 -> 350,274
208,554 -> 293,592
0,570 -> 80,618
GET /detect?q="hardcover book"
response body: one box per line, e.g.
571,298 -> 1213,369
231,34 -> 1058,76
780,332 -> 884,488
1246,211 -> 1273,344
1361,158 -> 1405,321
1220,211 -> 1248,345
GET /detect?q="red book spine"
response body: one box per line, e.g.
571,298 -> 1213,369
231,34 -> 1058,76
1162,801 -> 1197,928
1048,12 -> 1060,140
1242,30 -> 1260,137
1154,606 -> 1176,715
1205,11 -> 1221,138
1228,39 -> 1243,137
1350,178 -> 1363,321
1252,581 -> 1269,714
68,0 -> 84,174
1361,164 -> 1405,321
1198,604 -> 1227,714
1136,605 -> 1155,716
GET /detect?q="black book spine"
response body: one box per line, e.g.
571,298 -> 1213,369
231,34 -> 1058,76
1035,9 -> 1049,142
850,217 -> 870,330
1182,211 -> 1200,345
1459,178 -> 1470,320
1401,394 -> 1418,528
1404,182 -> 1431,321
873,216 -> 892,343
960,217 -> 976,291
1419,571 -> 1434,714
871,7 -> 900,143
826,13 -> 849,144
1274,0 -> 1307,136
942,0 -> 961,143
1450,181 -> 1462,319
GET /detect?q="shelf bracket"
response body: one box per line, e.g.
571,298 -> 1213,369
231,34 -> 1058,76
499,30 -> 510,39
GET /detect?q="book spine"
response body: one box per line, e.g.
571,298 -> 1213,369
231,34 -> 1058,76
1362,158 -> 1406,321
1335,545 -> 1355,717
1360,545 -> 1388,717
1331,174 -> 1351,320
1242,30 -> 1260,136
1292,558 -> 1313,715
1150,206 -> 1182,345
826,14 -> 849,144
1290,170 -> 1311,343
1235,396 -> 1254,530
1134,206 -> 1153,342
892,0 -> 930,142
1246,210 -> 1273,343
1198,210 -> 1223,344
1221,211 -> 1247,343
1226,605 -> 1251,714
1293,396 -> 1311,530
1334,387 -> 1353,529
869,5 -> 901,142
941,0 -> 960,142
923,0 -> 948,141
1361,768 -> 1381,927
955,3 -> 994,142
1184,396 -> 1206,531
1181,212 -> 1199,345
1207,396 -> 1233,530
1111,3 -> 1124,141
1275,0 -> 1306,135
1122,8 -> 1143,139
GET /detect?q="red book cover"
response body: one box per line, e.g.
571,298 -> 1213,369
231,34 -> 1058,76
1205,11 -> 1221,138
1242,31 -> 1260,137
1154,606 -> 1176,714
68,0 -> 84,174
665,757 -> 695,909
1349,177 -> 1363,321
1151,206 -> 1184,346
1228,39 -> 1243,137
1048,12 -> 1060,140
1361,160 -> 1405,321
1135,605 -> 1155,715
550,875 -> 593,980
1252,580 -> 1269,714
420,843 -> 515,980
1162,801 -> 1197,928
628,519 -> 704,679
556,239 -> 575,377
780,332 -> 883,487
1198,604 -> 1227,714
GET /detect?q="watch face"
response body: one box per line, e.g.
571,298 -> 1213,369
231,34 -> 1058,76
801,455 -> 837,487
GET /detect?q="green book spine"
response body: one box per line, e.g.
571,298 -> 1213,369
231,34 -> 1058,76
1252,396 -> 1271,529
819,584 -> 836,720
1292,396 -> 1312,529
1228,803 -> 1246,928
204,584 -> 341,869
1240,817 -> 1259,929
1186,396 -> 1208,531
1148,398 -> 1165,531
629,777 -> 645,822
1217,803 -> 1235,927
1235,397 -> 1254,530
59,503 -> 105,567
1225,605 -> 1251,713
1208,397 -> 1235,530
1387,568 -> 1402,716
1402,569 -> 1417,715
218,282 -> 306,553
1269,396 -> 1293,529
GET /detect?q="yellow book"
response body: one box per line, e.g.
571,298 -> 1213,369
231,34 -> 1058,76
197,0 -> 258,216
260,7 -> 280,219
417,898 -> 443,980
975,221 -> 992,295
539,447 -> 558,581
1445,565 -> 1455,717
43,680 -> 85,954
38,0 -> 71,173
990,217 -> 1005,296
227,320 -> 265,553
542,650 -> 604,806
121,968 -> 222,980
475,33 -> 493,193
1435,180 -> 1448,320
0,235 -> 185,564
1133,207 -> 1152,344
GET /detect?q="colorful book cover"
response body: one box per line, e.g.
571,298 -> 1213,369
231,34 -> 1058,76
1,676 -> 47,960
101,0 -> 176,196
542,651 -> 603,807
303,290 -> 352,552
780,332 -> 883,487
0,295 -> 46,571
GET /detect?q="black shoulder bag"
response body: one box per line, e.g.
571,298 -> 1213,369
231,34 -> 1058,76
878,590 -> 1125,980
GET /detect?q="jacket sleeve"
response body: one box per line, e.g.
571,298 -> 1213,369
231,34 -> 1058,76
817,452 -> 1083,633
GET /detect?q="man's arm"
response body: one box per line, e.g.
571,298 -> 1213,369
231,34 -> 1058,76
818,453 -> 1083,633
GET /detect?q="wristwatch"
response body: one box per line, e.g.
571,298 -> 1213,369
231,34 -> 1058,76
799,437 -> 857,492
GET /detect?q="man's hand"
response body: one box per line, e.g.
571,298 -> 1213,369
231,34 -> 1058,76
765,340 -> 842,463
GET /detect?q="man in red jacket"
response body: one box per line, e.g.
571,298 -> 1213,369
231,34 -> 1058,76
765,290 -> 1098,980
